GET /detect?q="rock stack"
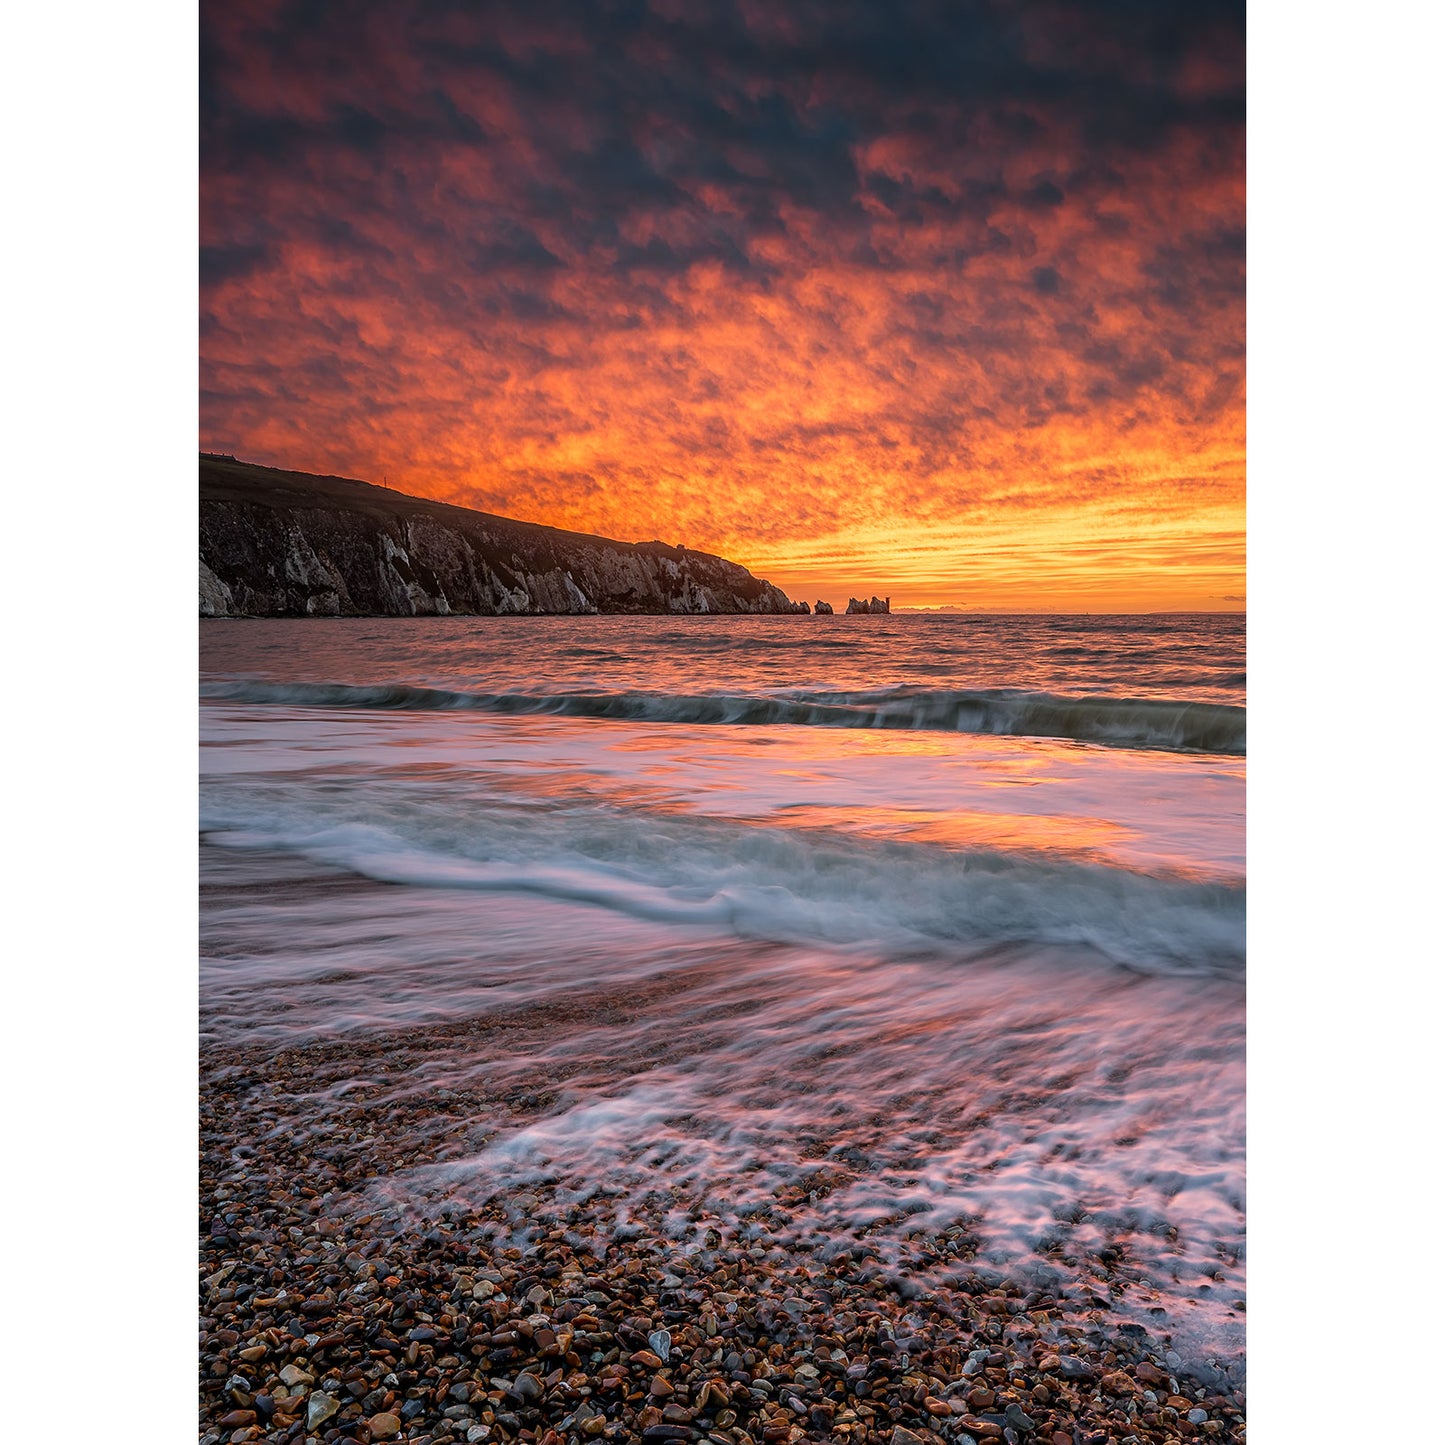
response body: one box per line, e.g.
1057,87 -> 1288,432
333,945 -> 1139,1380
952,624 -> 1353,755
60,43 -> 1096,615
814,600 -> 834,615
845,596 -> 890,614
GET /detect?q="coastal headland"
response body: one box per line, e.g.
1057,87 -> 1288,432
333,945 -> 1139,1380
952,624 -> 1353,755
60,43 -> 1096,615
200,456 -> 816,619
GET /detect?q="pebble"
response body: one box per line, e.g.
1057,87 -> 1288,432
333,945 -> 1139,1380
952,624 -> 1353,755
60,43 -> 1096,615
198,1022 -> 1247,1445
305,1392 -> 339,1429
890,1429 -> 930,1445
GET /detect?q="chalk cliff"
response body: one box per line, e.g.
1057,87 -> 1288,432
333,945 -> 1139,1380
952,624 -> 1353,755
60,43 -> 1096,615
199,456 -> 810,618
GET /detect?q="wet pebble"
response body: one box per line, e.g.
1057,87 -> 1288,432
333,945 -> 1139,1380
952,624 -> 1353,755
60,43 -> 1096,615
198,1026 -> 1245,1445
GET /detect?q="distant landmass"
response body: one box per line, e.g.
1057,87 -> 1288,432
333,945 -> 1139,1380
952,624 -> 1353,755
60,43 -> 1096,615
199,455 -> 813,618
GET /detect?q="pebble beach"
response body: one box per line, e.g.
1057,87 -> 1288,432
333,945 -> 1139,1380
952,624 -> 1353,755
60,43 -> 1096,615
200,1010 -> 1244,1445
201,616 -> 1246,1445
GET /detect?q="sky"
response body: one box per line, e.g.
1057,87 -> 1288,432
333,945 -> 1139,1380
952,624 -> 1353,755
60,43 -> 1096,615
201,0 -> 1244,611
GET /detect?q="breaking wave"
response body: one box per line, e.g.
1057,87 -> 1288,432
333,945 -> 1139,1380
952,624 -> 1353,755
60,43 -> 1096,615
201,786 -> 1244,978
203,679 -> 1245,755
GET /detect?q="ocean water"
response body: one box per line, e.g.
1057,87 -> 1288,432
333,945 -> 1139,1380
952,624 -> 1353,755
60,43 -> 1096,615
200,613 -> 1245,1380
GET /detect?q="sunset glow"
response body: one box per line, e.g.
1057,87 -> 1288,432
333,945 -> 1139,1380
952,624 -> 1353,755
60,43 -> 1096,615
201,1 -> 1244,610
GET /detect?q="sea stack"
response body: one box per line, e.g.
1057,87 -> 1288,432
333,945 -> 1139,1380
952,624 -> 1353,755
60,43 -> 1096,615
845,595 -> 890,614
814,600 -> 834,615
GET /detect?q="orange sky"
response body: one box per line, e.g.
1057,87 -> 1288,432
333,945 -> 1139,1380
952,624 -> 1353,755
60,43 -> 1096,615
201,1 -> 1244,611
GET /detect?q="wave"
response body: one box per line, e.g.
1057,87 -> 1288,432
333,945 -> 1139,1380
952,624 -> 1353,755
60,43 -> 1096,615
200,785 -> 1245,978
203,679 -> 1245,754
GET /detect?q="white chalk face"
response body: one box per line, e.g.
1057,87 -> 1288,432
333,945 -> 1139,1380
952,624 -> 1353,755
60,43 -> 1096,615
200,613 -> 1245,1380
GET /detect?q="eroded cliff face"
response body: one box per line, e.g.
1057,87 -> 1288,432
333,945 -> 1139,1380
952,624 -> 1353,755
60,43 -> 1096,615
199,457 -> 809,618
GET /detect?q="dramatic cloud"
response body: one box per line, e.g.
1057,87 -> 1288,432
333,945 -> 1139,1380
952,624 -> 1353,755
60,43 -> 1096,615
201,0 -> 1244,608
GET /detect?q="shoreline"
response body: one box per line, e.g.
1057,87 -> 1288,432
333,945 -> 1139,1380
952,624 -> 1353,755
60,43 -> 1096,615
201,1033 -> 1244,1445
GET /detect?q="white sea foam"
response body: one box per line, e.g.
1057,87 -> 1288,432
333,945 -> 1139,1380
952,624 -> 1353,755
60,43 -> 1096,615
203,789 -> 1243,976
199,614 -> 1247,1380
202,846 -> 1244,1376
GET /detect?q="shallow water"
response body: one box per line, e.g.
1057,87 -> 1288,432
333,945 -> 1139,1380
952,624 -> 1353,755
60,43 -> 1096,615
200,613 -> 1245,1380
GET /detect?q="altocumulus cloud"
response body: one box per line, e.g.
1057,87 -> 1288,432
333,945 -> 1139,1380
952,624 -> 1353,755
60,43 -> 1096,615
201,0 -> 1244,596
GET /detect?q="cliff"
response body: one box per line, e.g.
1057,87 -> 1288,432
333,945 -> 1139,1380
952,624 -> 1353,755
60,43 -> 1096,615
199,456 -> 810,618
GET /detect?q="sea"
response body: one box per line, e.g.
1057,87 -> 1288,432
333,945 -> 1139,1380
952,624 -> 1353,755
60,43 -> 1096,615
200,612 -> 1245,1383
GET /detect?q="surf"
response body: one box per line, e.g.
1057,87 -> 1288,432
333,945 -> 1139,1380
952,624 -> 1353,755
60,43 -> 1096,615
202,679 -> 1245,755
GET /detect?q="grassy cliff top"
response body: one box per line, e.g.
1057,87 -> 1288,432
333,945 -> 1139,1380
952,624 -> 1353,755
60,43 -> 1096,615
200,454 -> 698,562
